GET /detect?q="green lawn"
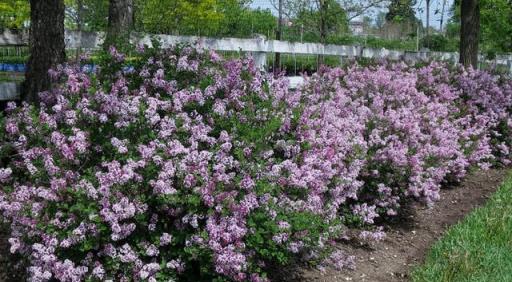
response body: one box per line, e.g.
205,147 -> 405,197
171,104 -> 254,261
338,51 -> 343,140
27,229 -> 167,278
412,172 -> 512,282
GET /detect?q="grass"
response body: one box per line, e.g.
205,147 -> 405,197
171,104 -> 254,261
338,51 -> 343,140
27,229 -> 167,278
0,72 -> 24,82
412,171 -> 512,282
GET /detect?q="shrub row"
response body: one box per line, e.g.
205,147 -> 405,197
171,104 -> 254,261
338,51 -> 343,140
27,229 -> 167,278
0,45 -> 511,281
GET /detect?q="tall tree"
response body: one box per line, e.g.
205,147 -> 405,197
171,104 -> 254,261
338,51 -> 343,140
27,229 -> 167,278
273,0 -> 385,46
425,0 -> 431,37
275,0 -> 283,75
459,0 -> 480,68
385,0 -> 416,22
219,6 -> 276,38
319,0 -> 328,44
275,0 -> 388,21
22,0 -> 66,104
439,0 -> 448,31
448,0 -> 511,55
65,0 -> 109,32
0,0 -> 30,29
64,0 -> 86,60
479,0 -> 511,53
104,0 -> 133,48
289,0 -> 349,42
137,0 -> 224,35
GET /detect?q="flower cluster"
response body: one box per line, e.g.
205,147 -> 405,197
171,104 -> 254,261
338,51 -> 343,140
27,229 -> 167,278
0,45 -> 511,282
298,62 -> 511,223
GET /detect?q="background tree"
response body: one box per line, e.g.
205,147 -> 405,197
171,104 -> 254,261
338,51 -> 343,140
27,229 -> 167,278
274,0 -> 387,41
337,0 -> 389,20
459,0 -> 479,67
448,0 -> 510,56
219,6 -> 276,37
293,0 -> 349,43
22,0 -> 66,103
65,0 -> 109,32
0,0 -> 29,29
65,0 -> 84,31
104,0 -> 133,49
385,0 -> 416,22
479,0 -> 511,54
137,0 -> 224,36
375,11 -> 387,28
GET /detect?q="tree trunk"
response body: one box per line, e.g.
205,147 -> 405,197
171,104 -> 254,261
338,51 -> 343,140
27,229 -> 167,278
75,0 -> 84,61
318,0 -> 328,66
440,0 -> 447,31
22,0 -> 66,104
105,0 -> 134,49
425,0 -> 430,38
274,0 -> 283,76
460,0 -> 480,68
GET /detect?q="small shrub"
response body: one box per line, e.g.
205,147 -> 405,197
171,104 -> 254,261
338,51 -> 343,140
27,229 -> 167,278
420,34 -> 449,51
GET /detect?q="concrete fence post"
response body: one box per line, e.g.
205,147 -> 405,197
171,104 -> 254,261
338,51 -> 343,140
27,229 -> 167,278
252,34 -> 267,70
0,82 -> 20,101
253,52 -> 267,70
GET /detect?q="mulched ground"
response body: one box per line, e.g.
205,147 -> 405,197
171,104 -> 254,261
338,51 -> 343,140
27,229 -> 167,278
0,223 -> 26,282
0,169 -> 507,282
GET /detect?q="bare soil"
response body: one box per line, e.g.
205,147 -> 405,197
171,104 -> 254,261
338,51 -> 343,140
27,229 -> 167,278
0,169 -> 507,282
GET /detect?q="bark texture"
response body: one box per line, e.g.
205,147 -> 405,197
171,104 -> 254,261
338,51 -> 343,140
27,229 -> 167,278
22,0 -> 66,104
105,0 -> 134,49
317,0 -> 328,65
460,0 -> 480,68
274,0 -> 283,76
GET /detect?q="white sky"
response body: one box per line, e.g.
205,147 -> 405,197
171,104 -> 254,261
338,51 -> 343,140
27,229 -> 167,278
250,0 -> 455,29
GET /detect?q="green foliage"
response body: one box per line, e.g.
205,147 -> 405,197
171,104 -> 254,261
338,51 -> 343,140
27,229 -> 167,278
245,197 -> 343,270
284,0 -> 348,43
480,0 -> 512,54
449,0 -> 512,54
412,172 -> 512,282
65,0 -> 109,31
386,0 -> 418,23
0,0 -> 29,29
137,0 -> 225,35
420,34 -> 450,52
219,5 -> 276,38
135,0 -> 276,38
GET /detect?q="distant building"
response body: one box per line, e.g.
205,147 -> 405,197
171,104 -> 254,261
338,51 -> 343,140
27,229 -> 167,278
349,17 -> 364,35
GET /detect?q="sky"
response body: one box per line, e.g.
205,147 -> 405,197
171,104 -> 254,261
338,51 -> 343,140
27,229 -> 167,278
250,0 -> 455,29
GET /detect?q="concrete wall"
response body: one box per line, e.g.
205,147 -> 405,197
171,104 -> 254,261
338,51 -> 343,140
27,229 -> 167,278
0,82 -> 20,101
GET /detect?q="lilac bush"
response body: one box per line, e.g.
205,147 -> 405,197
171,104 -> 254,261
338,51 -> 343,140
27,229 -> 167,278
298,62 -> 512,223
0,46 -> 345,282
0,45 -> 511,282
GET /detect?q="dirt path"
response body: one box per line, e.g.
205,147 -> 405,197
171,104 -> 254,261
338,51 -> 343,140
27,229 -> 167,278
296,169 -> 508,282
0,169 -> 507,282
